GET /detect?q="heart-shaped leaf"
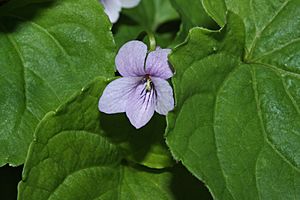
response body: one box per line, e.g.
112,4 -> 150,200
166,5 -> 300,199
0,0 -> 115,166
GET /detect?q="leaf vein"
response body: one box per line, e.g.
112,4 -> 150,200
251,66 -> 300,173
255,62 -> 300,77
253,37 -> 300,61
122,169 -> 138,200
280,75 -> 300,115
8,14 -> 69,56
26,68 -> 62,104
247,0 -> 290,58
0,22 -> 27,138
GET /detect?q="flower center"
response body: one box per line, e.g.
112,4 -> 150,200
145,75 -> 152,92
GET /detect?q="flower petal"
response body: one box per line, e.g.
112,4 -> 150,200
100,0 -> 122,23
120,0 -> 141,8
152,77 -> 174,115
126,82 -> 156,129
99,77 -> 141,114
145,48 -> 173,79
116,40 -> 147,77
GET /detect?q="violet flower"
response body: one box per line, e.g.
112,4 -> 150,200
100,0 -> 141,23
98,40 -> 174,129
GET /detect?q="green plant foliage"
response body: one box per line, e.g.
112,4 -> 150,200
123,0 -> 178,31
114,0 -> 179,48
203,0 -> 300,63
169,0 -> 219,42
18,77 -> 204,200
201,0 -> 226,26
1,0 -> 299,199
0,0 -> 115,166
166,3 -> 300,199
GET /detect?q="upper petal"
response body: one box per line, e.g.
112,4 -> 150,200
99,77 -> 141,114
126,82 -> 156,129
116,40 -> 147,77
152,77 -> 174,115
101,0 -> 122,23
145,48 -> 173,79
120,0 -> 141,8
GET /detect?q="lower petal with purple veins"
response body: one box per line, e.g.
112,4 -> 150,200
126,82 -> 156,129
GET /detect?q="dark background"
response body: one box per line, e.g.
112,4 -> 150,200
0,165 -> 23,200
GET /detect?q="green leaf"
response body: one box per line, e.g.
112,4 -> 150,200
201,0 -> 226,26
18,77 -> 204,200
0,0 -> 115,166
203,0 -> 300,64
123,0 -> 178,31
166,6 -> 300,200
169,0 -> 218,42
113,0 -> 179,48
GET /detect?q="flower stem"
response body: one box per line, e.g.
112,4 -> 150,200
147,31 -> 156,51
137,31 -> 156,51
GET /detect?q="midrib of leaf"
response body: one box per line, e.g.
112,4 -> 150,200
251,65 -> 300,199
1,11 -> 72,107
0,17 -> 64,162
0,10 -> 79,159
0,22 -> 27,139
254,148 -> 263,200
212,62 -> 300,199
8,14 -> 69,56
246,0 -> 290,60
250,62 -> 300,128
26,67 -> 62,107
6,14 -> 79,89
122,173 -> 138,200
141,173 -> 170,199
92,186 -> 119,200
92,187 -> 115,200
244,0 -> 300,163
117,165 -> 125,200
251,66 -> 300,173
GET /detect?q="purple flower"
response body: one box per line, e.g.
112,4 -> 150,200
100,0 -> 141,23
99,40 -> 174,129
